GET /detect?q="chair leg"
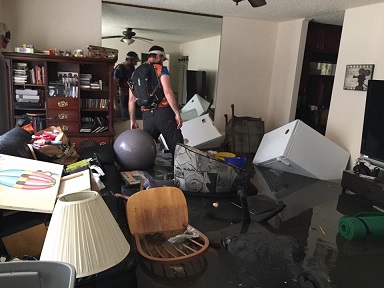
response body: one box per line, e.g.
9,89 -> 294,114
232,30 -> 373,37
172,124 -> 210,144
237,187 -> 251,223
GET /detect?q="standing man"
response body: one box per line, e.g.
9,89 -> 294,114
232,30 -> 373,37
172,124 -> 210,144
113,51 -> 140,118
129,45 -> 183,155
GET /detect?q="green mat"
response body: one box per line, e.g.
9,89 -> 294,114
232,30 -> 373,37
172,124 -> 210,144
338,212 -> 384,241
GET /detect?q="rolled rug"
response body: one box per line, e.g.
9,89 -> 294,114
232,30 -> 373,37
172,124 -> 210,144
338,212 -> 384,241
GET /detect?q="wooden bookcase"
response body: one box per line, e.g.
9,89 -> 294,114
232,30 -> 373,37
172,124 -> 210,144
3,52 -> 117,147
296,22 -> 342,135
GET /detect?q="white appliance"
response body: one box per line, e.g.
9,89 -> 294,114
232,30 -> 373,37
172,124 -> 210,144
253,120 -> 350,180
180,109 -> 198,122
160,114 -> 223,150
251,166 -> 342,229
181,94 -> 210,117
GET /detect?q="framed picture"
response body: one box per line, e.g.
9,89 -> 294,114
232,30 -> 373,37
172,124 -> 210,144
343,64 -> 374,91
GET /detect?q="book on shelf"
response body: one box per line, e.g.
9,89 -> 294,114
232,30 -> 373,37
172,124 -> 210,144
35,66 -> 42,85
80,116 -> 108,133
23,113 -> 46,132
13,75 -> 28,84
30,68 -> 36,84
81,98 -> 109,109
12,63 -> 28,84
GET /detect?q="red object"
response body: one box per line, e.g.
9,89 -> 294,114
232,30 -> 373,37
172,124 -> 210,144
40,131 -> 57,141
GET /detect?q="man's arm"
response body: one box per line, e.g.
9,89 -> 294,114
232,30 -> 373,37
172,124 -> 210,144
160,75 -> 182,129
129,90 -> 139,129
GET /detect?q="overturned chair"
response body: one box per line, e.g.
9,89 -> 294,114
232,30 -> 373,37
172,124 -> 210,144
126,186 -> 210,264
223,104 -> 264,155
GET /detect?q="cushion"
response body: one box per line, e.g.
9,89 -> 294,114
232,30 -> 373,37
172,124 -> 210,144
0,127 -> 33,159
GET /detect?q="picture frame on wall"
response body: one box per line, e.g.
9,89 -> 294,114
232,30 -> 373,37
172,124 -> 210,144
343,64 -> 374,91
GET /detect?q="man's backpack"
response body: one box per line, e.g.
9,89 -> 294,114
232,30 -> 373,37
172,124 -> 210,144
130,62 -> 164,109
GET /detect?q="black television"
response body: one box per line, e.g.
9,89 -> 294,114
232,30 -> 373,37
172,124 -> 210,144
360,80 -> 384,166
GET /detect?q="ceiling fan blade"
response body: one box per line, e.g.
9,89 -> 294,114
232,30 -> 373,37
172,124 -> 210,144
135,38 -> 153,44
102,35 -> 122,39
133,36 -> 153,42
248,0 -> 267,7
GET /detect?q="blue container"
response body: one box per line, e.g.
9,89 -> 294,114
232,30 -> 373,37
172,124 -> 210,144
224,156 -> 247,169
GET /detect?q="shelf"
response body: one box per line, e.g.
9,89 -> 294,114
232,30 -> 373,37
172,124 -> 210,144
14,108 -> 46,111
4,52 -> 117,144
81,108 -> 109,112
14,84 -> 45,88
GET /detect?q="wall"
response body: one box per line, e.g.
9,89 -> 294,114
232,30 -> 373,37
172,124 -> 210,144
267,19 -> 308,131
2,0 -> 101,52
0,0 -> 13,53
326,2 -> 384,167
215,16 -> 278,133
180,35 -> 221,105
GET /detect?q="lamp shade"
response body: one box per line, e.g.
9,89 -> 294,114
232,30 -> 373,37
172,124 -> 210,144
122,38 -> 135,45
40,191 -> 130,278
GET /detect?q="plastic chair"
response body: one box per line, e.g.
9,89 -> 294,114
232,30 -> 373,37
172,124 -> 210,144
126,187 -> 209,264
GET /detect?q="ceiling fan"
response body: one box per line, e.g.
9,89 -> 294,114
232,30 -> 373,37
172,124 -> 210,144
102,28 -> 153,45
233,0 -> 267,7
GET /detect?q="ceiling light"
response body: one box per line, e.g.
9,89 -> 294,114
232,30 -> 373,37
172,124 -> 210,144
121,38 -> 135,45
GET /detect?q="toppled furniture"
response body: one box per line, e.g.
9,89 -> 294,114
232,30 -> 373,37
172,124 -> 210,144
223,104 -> 264,154
174,144 -> 250,195
126,187 -> 209,264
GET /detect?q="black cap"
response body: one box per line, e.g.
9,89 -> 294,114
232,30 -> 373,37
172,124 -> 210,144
126,51 -> 140,62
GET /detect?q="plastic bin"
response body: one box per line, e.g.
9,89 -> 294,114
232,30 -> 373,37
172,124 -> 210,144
0,261 -> 75,288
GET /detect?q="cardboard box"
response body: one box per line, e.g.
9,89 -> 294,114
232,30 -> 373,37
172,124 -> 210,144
0,212 -> 47,258
58,169 -> 94,197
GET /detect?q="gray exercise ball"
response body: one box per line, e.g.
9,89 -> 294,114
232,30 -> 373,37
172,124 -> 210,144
113,129 -> 157,171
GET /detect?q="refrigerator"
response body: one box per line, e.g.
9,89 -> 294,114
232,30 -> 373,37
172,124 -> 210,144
253,120 -> 350,180
160,114 -> 223,150
251,166 -> 342,229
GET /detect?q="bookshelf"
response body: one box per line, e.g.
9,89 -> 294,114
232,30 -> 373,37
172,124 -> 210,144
3,52 -> 117,147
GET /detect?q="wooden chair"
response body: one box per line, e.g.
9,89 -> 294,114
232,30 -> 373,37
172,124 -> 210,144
126,187 -> 209,264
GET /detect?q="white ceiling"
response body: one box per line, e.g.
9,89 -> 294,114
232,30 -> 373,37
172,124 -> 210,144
102,0 -> 384,44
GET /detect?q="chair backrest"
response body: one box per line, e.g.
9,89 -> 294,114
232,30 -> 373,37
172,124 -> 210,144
127,187 -> 189,235
223,104 -> 264,154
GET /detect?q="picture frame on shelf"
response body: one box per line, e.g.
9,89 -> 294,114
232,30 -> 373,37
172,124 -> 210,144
343,64 -> 374,91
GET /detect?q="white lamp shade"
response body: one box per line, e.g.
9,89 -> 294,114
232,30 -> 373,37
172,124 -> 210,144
122,38 -> 135,45
40,191 -> 130,278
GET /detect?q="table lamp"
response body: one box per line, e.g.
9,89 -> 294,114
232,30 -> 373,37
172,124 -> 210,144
40,191 -> 130,278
